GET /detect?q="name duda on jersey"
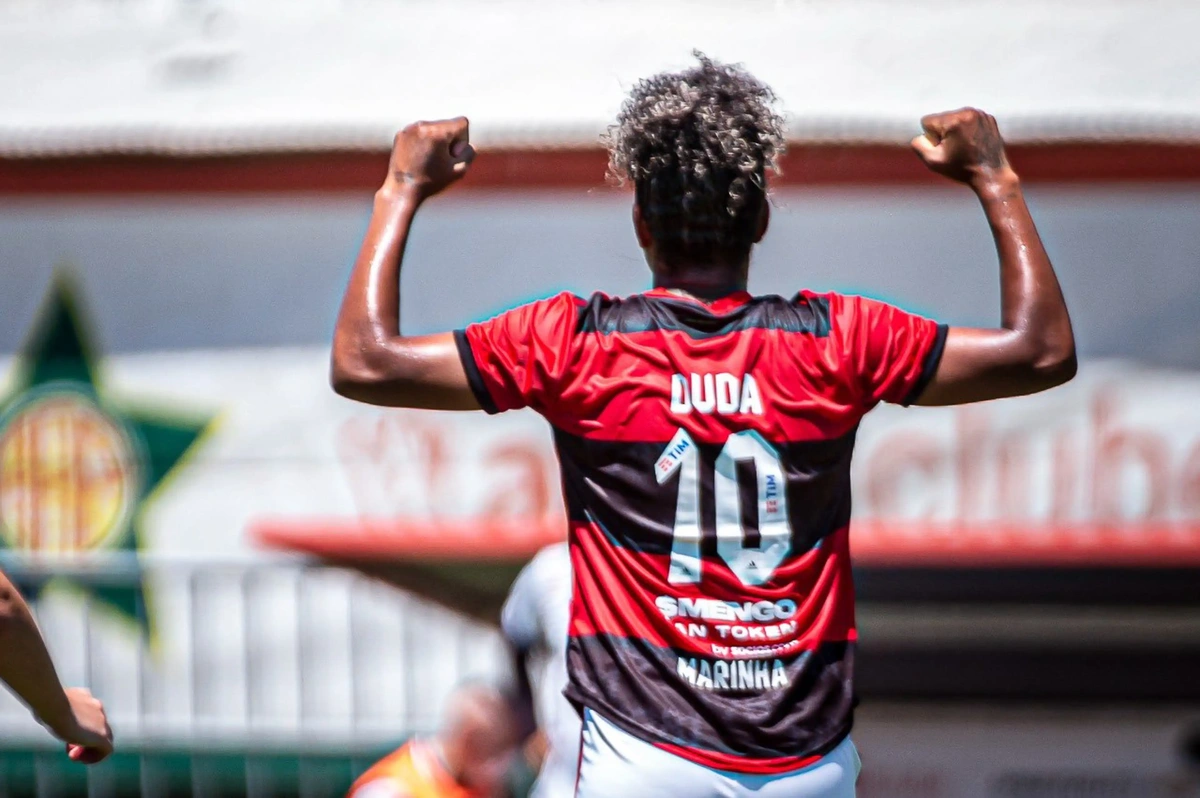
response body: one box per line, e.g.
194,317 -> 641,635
670,372 -> 764,416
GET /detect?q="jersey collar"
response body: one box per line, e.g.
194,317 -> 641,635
644,287 -> 753,314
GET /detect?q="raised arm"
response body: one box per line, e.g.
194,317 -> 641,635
909,108 -> 1076,406
0,569 -> 113,763
331,117 -> 481,410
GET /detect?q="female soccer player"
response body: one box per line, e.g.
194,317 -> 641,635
331,54 -> 1074,797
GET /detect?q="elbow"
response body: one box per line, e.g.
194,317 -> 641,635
1041,349 -> 1078,387
329,345 -> 381,402
1005,314 -> 1076,391
329,367 -> 359,400
1029,338 -> 1077,389
330,364 -> 378,403
330,341 -> 419,405
330,322 -> 390,401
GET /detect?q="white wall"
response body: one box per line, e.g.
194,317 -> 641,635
2,0 -> 1200,151
3,186 -> 1200,367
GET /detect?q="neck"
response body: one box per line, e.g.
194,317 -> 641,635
652,263 -> 747,301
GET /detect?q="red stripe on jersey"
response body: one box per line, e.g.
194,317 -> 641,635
551,328 -> 863,443
569,521 -> 674,648
569,521 -> 857,656
651,738 -> 830,776
458,290 -> 943,441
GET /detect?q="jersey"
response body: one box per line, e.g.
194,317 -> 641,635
347,741 -> 475,798
500,543 -> 578,798
455,287 -> 946,775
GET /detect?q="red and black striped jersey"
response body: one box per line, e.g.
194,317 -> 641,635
455,287 -> 945,774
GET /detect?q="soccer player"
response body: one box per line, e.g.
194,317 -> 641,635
331,55 -> 1074,797
501,543 -> 578,798
347,684 -> 517,798
0,568 -> 113,763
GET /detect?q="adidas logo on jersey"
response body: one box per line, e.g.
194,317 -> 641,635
670,373 -> 764,416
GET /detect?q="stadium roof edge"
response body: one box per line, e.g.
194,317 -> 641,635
4,0 -> 1199,156
3,115 -> 1200,158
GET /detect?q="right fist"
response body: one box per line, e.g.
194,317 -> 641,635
385,117 -> 475,199
59,688 -> 113,764
911,108 -> 1010,186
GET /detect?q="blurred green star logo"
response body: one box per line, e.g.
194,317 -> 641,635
0,275 -> 213,631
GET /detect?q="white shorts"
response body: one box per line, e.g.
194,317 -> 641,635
531,747 -> 584,798
574,709 -> 861,798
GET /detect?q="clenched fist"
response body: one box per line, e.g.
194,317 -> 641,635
385,117 -> 475,200
912,108 -> 1012,187
53,688 -> 113,764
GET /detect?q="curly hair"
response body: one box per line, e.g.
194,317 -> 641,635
607,51 -> 786,262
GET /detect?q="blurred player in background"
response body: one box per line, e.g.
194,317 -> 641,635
501,543 -> 578,798
0,568 -> 113,764
347,683 -> 517,798
331,53 -> 1074,797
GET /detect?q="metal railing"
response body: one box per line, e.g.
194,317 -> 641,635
0,553 -> 507,795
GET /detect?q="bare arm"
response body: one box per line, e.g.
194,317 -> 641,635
331,118 -> 480,410
0,569 -> 113,763
909,109 -> 1076,406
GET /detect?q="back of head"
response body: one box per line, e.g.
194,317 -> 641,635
441,683 -> 512,744
439,683 -> 516,797
607,51 -> 785,265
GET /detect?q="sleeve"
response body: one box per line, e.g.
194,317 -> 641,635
831,293 -> 948,409
500,559 -> 543,651
453,292 -> 581,415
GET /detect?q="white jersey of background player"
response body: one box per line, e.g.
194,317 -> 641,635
502,543 -> 579,798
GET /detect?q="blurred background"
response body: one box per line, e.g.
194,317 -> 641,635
2,0 -> 1200,795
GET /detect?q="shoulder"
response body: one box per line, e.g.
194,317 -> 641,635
503,544 -> 569,635
572,290 -> 653,334
802,290 -> 924,316
527,291 -> 589,316
471,291 -> 587,327
795,289 -> 857,313
529,541 -> 570,568
796,290 -> 898,335
527,542 -> 571,587
533,291 -> 588,312
510,543 -> 569,601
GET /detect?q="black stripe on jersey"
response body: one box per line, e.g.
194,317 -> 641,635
576,292 -> 831,339
564,633 -> 854,761
453,328 -> 500,414
901,322 -> 950,406
554,427 -> 855,557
